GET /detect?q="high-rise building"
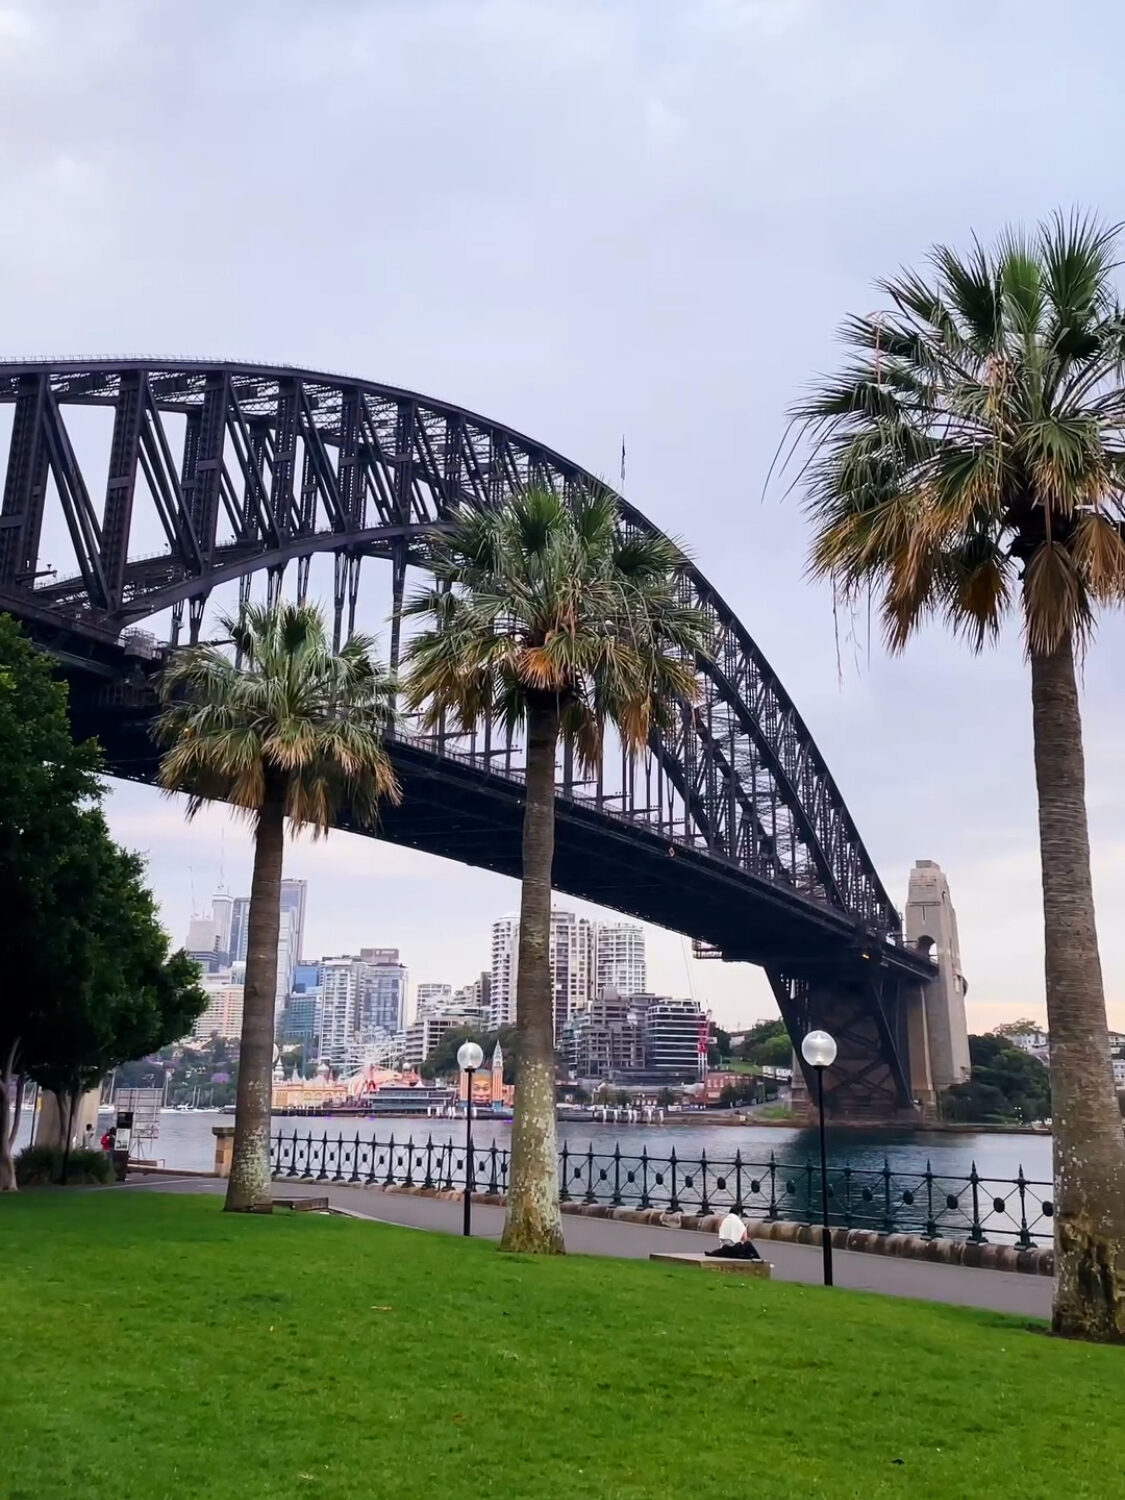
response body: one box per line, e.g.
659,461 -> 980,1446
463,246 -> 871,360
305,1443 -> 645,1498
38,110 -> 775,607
403,1014 -> 464,1069
291,961 -> 323,995
563,989 -> 645,1078
319,953 -> 407,1068
360,946 -> 399,966
277,994 -> 319,1051
490,916 -> 519,1031
211,892 -> 233,960
594,922 -> 646,999
185,894 -> 236,973
280,880 -> 307,961
643,998 -> 707,1079
416,983 -> 454,1018
490,910 -> 594,1040
362,959 -> 407,1036
190,974 -> 244,1040
320,957 -> 361,1068
185,914 -> 220,958
229,897 -> 251,964
550,909 -> 595,1040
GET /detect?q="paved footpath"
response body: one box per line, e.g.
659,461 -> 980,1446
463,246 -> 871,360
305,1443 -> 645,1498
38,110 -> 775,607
122,1173 -> 1052,1320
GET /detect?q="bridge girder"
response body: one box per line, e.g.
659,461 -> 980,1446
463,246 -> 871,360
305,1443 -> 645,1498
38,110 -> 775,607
0,358 -> 933,1114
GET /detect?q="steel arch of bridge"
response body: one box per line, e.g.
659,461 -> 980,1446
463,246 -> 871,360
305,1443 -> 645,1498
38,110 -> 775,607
0,358 -> 932,1115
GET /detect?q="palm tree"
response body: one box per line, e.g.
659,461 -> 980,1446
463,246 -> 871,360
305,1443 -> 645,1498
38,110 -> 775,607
154,601 -> 400,1212
403,488 -> 709,1253
791,212 -> 1125,1342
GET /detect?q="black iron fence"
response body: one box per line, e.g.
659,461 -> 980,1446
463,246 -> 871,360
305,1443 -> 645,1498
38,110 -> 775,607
270,1130 -> 1054,1247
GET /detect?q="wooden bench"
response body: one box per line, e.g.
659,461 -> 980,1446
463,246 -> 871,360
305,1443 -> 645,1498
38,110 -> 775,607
649,1252 -> 772,1278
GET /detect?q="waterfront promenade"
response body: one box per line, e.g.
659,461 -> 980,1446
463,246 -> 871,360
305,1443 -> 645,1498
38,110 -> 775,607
121,1173 -> 1052,1318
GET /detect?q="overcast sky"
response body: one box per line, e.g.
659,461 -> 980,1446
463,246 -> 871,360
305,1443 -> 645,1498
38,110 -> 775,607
2,0 -> 1123,1031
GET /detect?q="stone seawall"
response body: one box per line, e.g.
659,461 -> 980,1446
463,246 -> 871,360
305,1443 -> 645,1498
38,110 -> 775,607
346,1181 -> 1055,1277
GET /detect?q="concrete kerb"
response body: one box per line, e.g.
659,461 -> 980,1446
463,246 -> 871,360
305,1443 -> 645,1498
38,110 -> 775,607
295,1179 -> 1054,1277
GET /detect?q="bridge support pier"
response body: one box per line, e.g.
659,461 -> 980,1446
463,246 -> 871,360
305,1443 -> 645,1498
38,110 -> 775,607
780,860 -> 968,1123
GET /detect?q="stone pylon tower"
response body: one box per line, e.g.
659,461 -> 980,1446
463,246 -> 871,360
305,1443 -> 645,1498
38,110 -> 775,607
904,860 -> 971,1100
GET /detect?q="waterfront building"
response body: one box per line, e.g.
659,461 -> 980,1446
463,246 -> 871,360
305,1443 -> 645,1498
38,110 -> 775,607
563,990 -> 645,1078
642,998 -> 707,1080
594,921 -> 646,999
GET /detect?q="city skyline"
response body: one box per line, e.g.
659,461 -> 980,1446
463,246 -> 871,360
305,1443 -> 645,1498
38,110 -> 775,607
162,829 -> 1079,1034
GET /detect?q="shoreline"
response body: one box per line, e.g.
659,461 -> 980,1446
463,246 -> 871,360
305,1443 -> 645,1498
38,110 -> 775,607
262,1107 -> 1049,1138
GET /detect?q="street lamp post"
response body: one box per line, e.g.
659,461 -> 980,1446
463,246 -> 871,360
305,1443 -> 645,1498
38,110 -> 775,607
800,1028 -> 838,1287
457,1040 -> 484,1237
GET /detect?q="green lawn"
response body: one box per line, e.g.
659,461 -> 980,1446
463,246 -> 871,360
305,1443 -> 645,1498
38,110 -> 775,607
1,1193 -> 1122,1500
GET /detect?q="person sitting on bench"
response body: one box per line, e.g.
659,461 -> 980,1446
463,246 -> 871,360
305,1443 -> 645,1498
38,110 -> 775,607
705,1211 -> 762,1260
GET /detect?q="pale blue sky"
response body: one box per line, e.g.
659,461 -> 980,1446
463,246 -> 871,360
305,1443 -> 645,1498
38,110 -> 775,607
2,0 -> 1123,1029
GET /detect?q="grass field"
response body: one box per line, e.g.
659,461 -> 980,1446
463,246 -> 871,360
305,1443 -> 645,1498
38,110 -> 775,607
2,1191 -> 1123,1500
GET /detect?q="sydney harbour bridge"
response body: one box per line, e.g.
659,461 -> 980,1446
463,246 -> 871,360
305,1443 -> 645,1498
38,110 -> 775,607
0,358 -> 951,1118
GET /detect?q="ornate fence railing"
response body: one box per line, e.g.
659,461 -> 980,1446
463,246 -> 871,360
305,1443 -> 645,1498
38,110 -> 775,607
269,1131 -> 1054,1247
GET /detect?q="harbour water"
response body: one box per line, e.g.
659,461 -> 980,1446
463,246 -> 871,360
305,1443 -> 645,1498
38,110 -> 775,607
125,1109 -> 1052,1184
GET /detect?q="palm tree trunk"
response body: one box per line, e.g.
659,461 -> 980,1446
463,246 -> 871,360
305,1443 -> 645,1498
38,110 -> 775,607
225,795 -> 285,1212
501,698 -> 565,1254
1031,634 -> 1125,1342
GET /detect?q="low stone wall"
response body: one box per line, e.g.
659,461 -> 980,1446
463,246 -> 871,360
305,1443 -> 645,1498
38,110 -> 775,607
344,1181 -> 1055,1277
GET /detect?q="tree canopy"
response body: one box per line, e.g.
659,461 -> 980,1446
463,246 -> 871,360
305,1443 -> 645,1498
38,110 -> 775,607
23,818 -> 206,1102
0,613 -> 101,1055
942,1034 -> 1051,1123
420,1026 -> 517,1084
0,618 -> 206,1187
736,1019 -> 792,1068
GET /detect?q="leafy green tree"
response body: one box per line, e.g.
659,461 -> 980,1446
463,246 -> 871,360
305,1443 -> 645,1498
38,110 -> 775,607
707,1026 -> 732,1066
155,602 -> 399,1212
737,1019 -> 792,1068
940,1079 -> 1011,1125
420,1026 -> 517,1084
993,1019 -> 1044,1038
973,1034 -> 1051,1121
404,488 -> 709,1253
22,818 -> 205,1178
792,214 -> 1125,1342
0,616 -> 101,1191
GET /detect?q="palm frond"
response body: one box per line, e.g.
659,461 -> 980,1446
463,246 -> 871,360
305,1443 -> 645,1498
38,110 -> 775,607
790,214 -> 1125,659
155,601 -> 399,832
403,485 -> 711,767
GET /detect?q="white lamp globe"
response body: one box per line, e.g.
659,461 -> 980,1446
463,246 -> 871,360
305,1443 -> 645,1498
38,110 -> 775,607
801,1029 -> 837,1070
457,1040 -> 485,1072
